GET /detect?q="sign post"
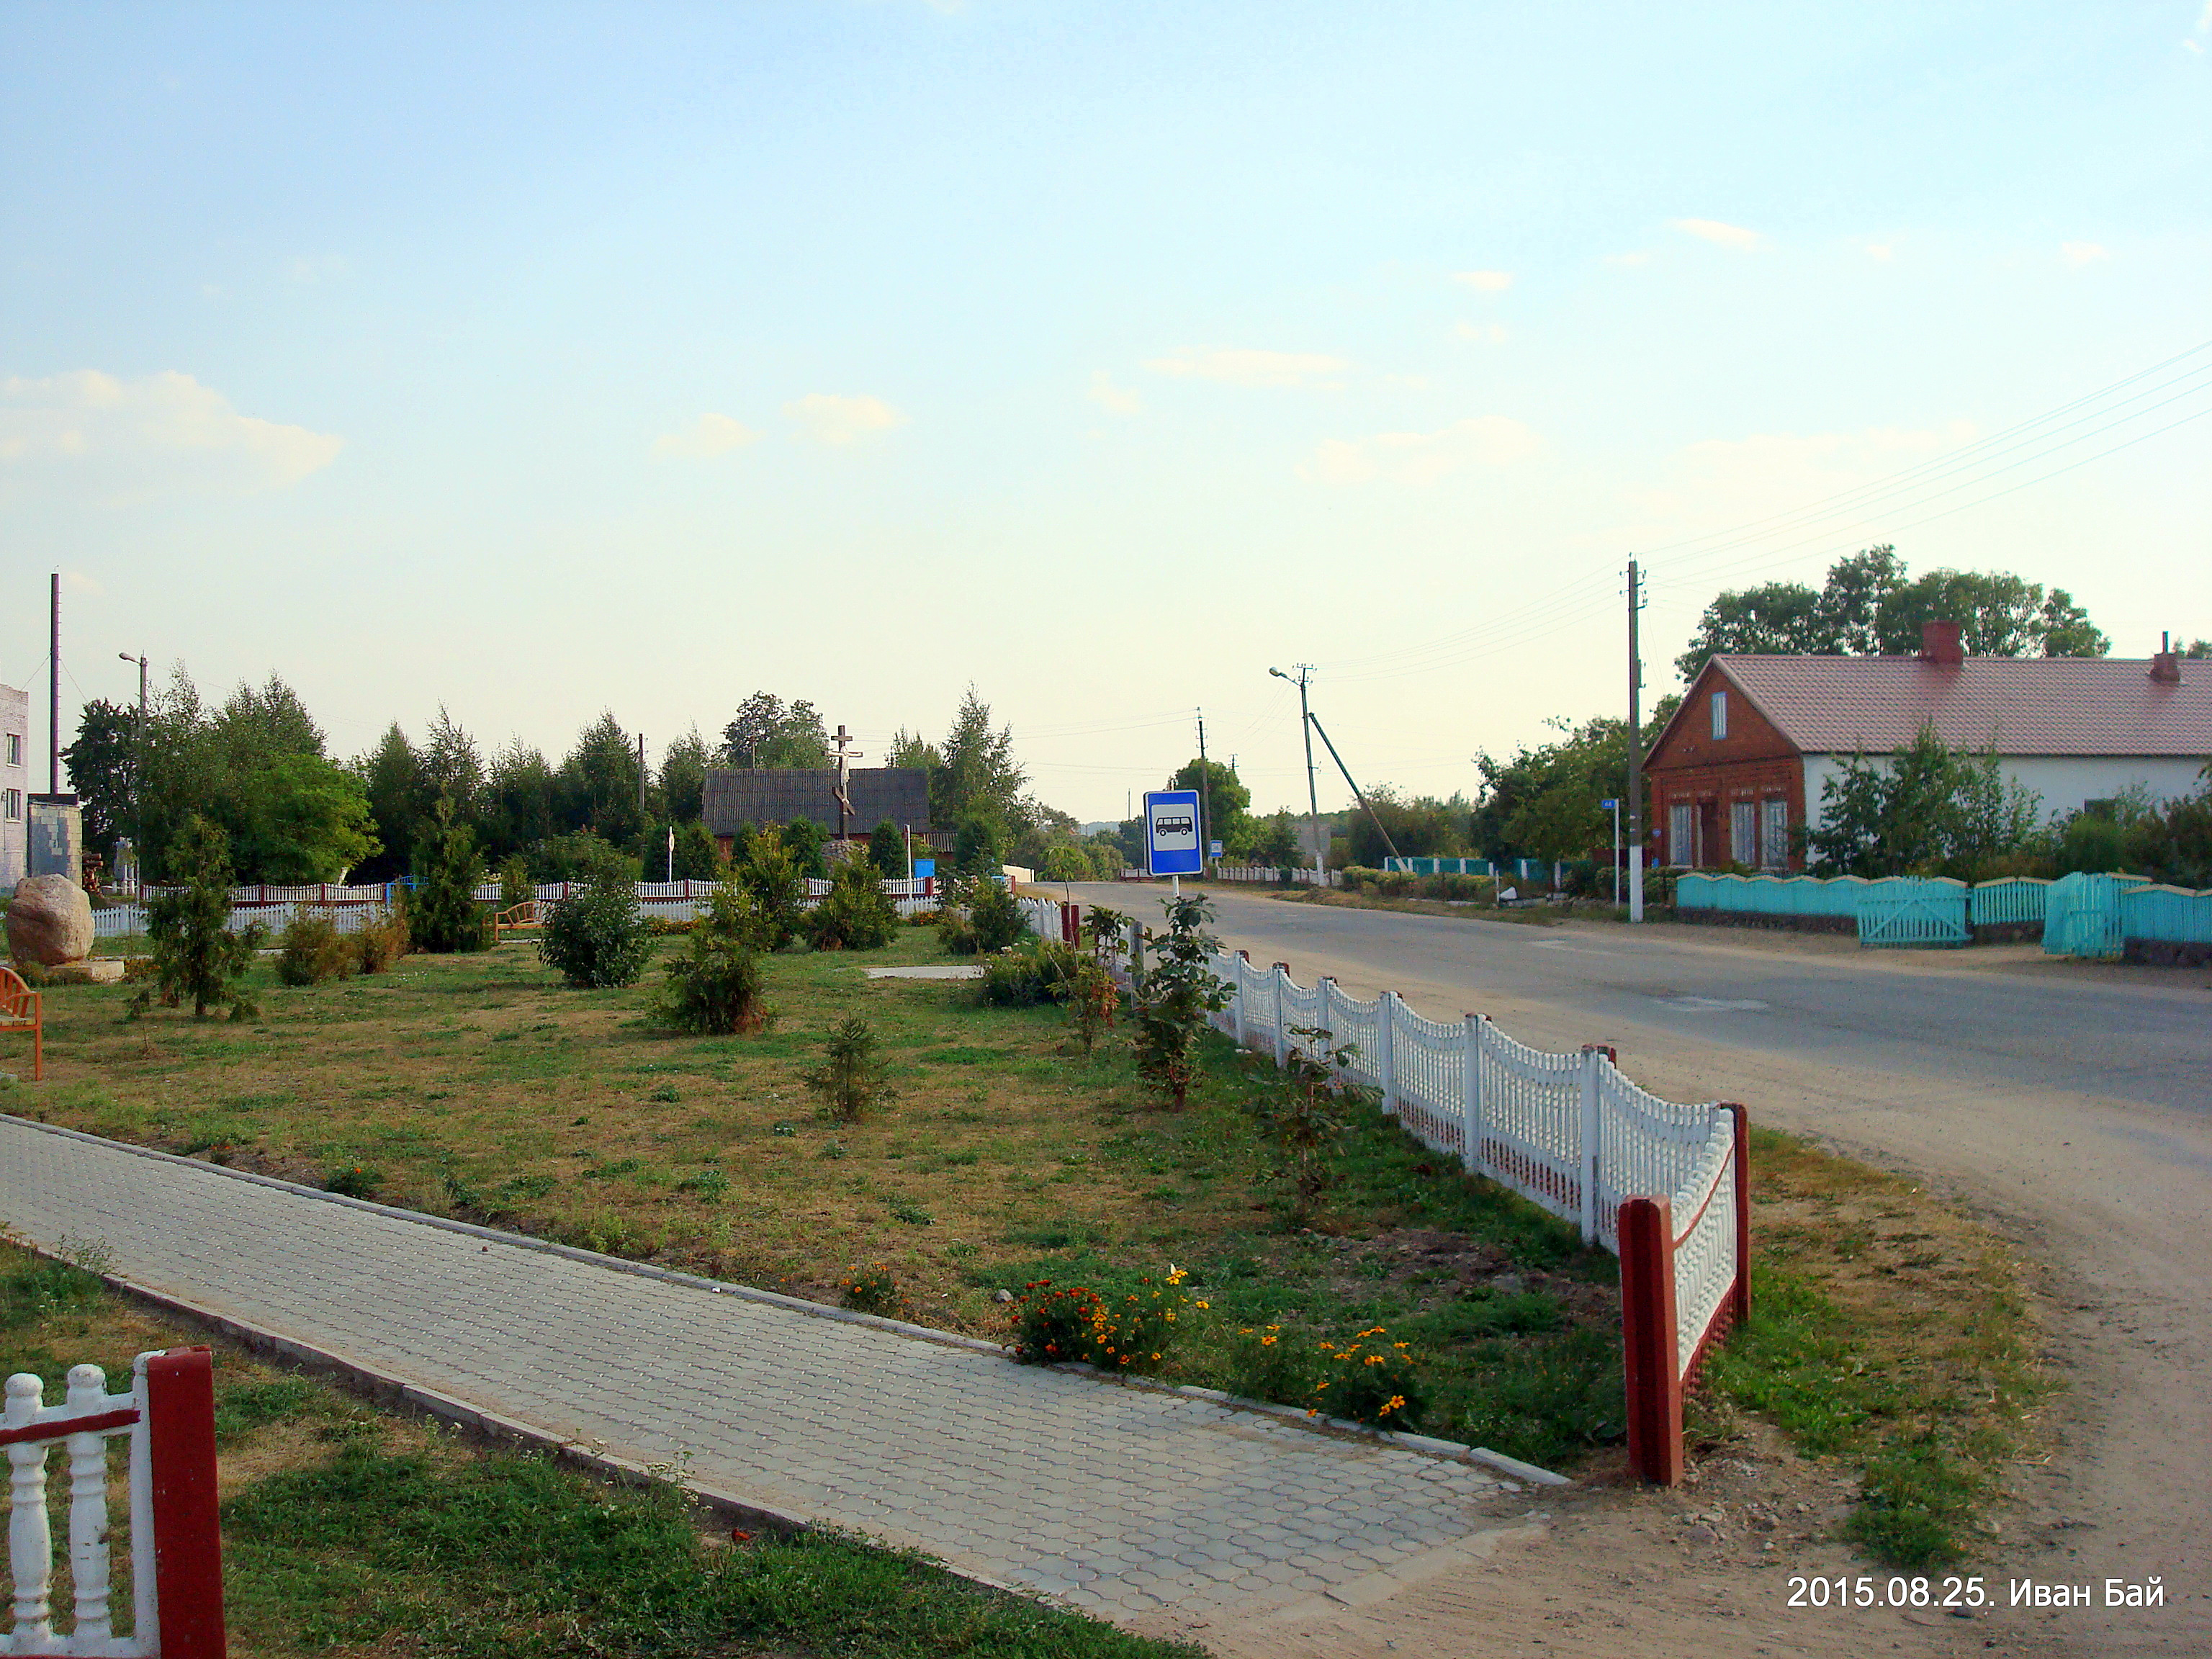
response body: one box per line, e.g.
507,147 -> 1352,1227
1601,798 -> 1620,907
1144,790 -> 1203,896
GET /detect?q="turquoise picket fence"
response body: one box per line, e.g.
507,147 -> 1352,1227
2042,872 -> 2152,959
2118,884 -> 2212,945
1967,877 -> 2051,927
1858,879 -> 1970,946
1384,857 -> 1496,876
1679,872 -> 2056,931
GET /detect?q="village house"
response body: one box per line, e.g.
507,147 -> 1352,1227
701,766 -> 932,859
1642,622 -> 2212,871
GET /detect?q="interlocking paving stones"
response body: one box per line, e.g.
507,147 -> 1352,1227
0,1115 -> 1529,1619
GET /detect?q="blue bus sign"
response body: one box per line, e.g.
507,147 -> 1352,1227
1144,790 -> 1203,877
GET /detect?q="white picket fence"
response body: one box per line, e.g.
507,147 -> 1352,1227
4,1359 -> 158,1656
91,876 -> 944,939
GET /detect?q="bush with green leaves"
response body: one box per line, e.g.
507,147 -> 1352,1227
781,816 -> 827,879
806,855 -> 900,951
651,873 -> 773,1034
140,813 -> 258,1019
737,829 -> 806,950
971,881 -> 1028,953
540,866 -> 652,989
498,855 -> 534,913
408,798 -> 489,953
276,911 -> 356,986
953,811 -> 1003,876
979,936 -> 1079,1007
1245,1023 -> 1366,1227
804,1015 -> 894,1122
1132,892 -> 1231,1110
867,818 -> 907,881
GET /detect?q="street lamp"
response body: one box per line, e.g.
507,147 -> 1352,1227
119,653 -> 147,892
1268,665 -> 1322,885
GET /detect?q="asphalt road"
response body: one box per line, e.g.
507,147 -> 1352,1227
1056,880 -> 2212,1653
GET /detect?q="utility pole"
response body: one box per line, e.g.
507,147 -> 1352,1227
1195,708 -> 1211,878
1627,559 -> 1646,923
119,652 -> 147,888
49,572 -> 61,796
1269,665 -> 1321,884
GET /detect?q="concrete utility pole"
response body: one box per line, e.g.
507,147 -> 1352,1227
1195,708 -> 1211,877
119,652 -> 147,886
49,572 -> 61,795
1269,664 -> 1322,884
1627,559 -> 1646,923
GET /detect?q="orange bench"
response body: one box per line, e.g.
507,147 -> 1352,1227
492,900 -> 540,945
0,964 -> 42,1082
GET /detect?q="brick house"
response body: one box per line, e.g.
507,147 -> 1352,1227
1644,623 -> 2212,871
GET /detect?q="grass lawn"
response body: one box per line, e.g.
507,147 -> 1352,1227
0,1239 -> 1201,1659
5,913 -> 2040,1564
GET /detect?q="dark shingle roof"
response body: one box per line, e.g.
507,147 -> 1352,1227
1704,655 -> 2212,757
701,768 -> 931,835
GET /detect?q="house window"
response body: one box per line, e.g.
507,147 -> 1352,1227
4,788 -> 19,821
1670,802 -> 1696,866
1709,691 -> 1728,741
1761,798 -> 1789,868
4,732 -> 19,766
1730,801 -> 1758,867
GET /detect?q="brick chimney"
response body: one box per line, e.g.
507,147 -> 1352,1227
2150,651 -> 2181,683
1918,619 -> 1964,665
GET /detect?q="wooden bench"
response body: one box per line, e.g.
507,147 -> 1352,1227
492,901 -> 541,945
0,964 -> 42,1082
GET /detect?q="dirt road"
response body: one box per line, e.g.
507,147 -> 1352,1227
1067,883 -> 2211,1656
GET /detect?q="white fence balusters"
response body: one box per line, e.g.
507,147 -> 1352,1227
6,1374 -> 54,1653
1375,992 -> 1398,1116
63,1367 -> 114,1650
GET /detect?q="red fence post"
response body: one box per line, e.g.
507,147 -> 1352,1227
145,1346 -> 227,1658
1727,1103 -> 1752,1329
1618,1196 -> 1684,1486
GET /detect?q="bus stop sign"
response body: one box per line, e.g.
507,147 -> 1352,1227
1144,790 -> 1203,877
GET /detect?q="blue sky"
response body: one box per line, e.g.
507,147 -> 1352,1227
4,1 -> 2208,821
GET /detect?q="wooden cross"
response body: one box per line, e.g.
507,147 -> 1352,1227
831,724 -> 863,840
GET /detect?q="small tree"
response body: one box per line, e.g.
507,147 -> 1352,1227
739,828 -> 806,950
867,818 -> 907,881
409,798 -> 489,953
1247,1024 -> 1366,1227
782,817 -> 827,879
953,811 -> 1002,876
804,1015 -> 894,1122
1804,724 -> 2045,879
142,814 -> 256,1018
1065,905 -> 1126,1055
672,821 -> 723,881
540,861 -> 651,989
652,868 -> 773,1033
806,856 -> 900,950
1132,892 -> 1231,1110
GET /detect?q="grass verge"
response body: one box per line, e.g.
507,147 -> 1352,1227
0,1237 -> 1200,1658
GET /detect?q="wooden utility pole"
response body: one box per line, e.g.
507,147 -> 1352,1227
1627,559 -> 1645,923
1195,709 -> 1212,877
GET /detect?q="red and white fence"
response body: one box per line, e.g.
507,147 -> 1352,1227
1064,902 -> 1747,1485
3,1346 -> 225,1656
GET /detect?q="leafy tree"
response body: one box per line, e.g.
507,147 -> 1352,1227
1131,892 -> 1231,1110
1344,787 -> 1465,867
737,829 -> 806,950
419,707 -> 484,817
2123,768 -> 2212,887
141,814 -> 256,1018
356,724 -> 426,881
928,688 -> 1028,840
658,727 -> 712,820
866,819 -> 907,881
62,699 -> 135,859
805,856 -> 899,950
671,821 -> 722,881
953,811 -> 1003,876
539,862 -> 651,989
1473,701 -> 1678,864
481,739 -> 558,865
1226,811 -> 1302,868
1804,724 -> 2046,879
232,754 -> 380,882
1040,845 -> 1094,882
2185,640 -> 2212,660
781,816 -> 827,879
1676,546 -> 2107,683
719,693 -> 830,769
530,830 -> 641,885
408,799 -> 488,953
556,712 -> 647,845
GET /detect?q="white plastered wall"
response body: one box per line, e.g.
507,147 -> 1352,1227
1802,751 -> 2209,834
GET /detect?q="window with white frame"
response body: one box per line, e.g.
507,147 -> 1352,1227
1761,798 -> 1789,868
4,788 -> 20,821
4,732 -> 19,767
1709,690 -> 1728,740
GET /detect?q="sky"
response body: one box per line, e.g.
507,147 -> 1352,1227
4,1 -> 2208,824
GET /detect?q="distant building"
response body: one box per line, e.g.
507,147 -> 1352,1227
1644,623 -> 2212,871
1,684 -> 26,887
701,766 -> 932,856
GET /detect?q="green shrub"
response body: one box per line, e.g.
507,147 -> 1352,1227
803,1015 -> 894,1123
140,814 -> 256,1019
979,937 -> 1079,1006
867,818 -> 907,881
540,866 -> 652,989
1131,893 -> 1231,1110
354,907 -> 408,973
1065,956 -> 1119,1053
806,857 -> 899,951
738,830 -> 806,951
782,817 -> 827,880
409,799 -> 490,953
970,882 -> 1028,953
651,874 -> 773,1034
1245,1023 -> 1364,1227
498,856 -> 534,913
276,912 -> 356,986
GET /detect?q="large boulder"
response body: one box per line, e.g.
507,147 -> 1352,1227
6,876 -> 95,967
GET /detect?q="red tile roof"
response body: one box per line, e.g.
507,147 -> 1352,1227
1708,655 -> 2212,757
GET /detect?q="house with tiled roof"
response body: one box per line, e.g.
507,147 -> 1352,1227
701,766 -> 931,855
1644,622 -> 2212,870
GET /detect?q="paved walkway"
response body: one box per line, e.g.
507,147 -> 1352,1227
0,1115 -> 1532,1623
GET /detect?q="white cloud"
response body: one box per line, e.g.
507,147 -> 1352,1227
1866,242 -> 1897,261
0,369 -> 343,494
1671,217 -> 1766,250
653,413 -> 761,458
784,392 -> 908,445
1087,371 -> 1141,415
2061,240 -> 2110,267
1604,251 -> 1651,268
1141,348 -> 1349,389
1454,321 -> 1509,346
1453,269 -> 1513,292
1301,415 -> 1539,487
